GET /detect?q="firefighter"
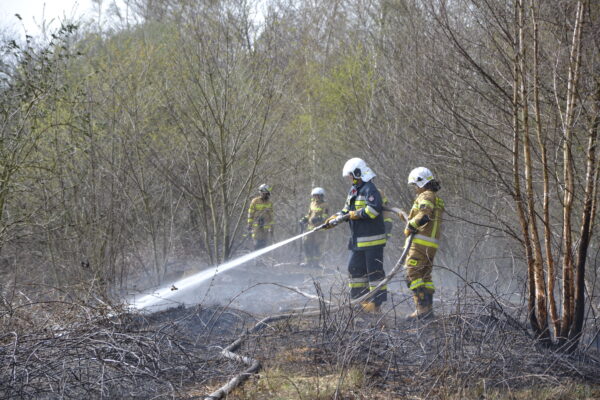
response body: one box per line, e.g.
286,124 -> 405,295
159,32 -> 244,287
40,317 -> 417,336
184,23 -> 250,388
247,184 -> 274,250
323,158 -> 387,313
402,167 -> 444,320
299,187 -> 329,268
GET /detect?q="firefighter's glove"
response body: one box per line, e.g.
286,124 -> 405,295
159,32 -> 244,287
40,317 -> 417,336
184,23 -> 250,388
299,217 -> 308,226
348,210 -> 362,220
323,213 -> 346,229
322,214 -> 338,230
404,222 -> 418,236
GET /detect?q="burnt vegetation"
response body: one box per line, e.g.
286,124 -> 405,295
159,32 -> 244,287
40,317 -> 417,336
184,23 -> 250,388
2,293 -> 600,399
0,302 -> 250,398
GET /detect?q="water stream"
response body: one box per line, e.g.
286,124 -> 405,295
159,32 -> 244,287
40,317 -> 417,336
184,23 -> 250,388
130,230 -> 314,310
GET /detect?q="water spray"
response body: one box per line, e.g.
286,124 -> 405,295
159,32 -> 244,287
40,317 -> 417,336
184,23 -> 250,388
130,226 -> 326,310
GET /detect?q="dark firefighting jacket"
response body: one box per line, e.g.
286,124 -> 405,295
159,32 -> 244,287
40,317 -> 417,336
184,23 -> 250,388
341,181 -> 387,251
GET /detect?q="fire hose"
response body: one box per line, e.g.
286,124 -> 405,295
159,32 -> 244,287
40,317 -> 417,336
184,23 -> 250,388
204,223 -> 414,400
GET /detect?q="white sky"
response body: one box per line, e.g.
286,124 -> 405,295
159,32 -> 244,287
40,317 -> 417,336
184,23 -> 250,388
0,0 -> 267,40
0,0 -> 96,38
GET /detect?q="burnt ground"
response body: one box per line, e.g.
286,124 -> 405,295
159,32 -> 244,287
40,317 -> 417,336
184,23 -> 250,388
2,294 -> 600,399
3,253 -> 600,399
0,304 -> 252,399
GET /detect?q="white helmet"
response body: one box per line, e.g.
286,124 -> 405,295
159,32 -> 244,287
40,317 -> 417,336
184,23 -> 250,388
342,158 -> 376,182
258,184 -> 271,193
311,187 -> 325,196
408,167 -> 434,188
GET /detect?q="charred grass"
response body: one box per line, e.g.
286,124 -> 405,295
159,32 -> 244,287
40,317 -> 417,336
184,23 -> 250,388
2,292 -> 600,399
0,295 -> 252,399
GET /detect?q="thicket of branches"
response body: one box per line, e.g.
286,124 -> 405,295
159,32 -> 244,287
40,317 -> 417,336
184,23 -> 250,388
0,0 -> 598,351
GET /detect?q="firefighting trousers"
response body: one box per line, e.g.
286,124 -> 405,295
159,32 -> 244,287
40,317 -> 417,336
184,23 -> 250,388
302,232 -> 322,265
405,245 -> 436,293
347,247 -> 387,305
252,228 -> 271,250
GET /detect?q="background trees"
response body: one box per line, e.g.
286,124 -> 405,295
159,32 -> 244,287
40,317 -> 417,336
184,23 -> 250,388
0,0 -> 598,349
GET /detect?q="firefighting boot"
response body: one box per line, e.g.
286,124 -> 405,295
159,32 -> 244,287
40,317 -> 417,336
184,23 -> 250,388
406,289 -> 434,320
360,301 -> 381,314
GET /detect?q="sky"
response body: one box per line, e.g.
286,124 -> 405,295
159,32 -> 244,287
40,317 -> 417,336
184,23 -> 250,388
0,0 -> 266,40
0,0 -> 96,38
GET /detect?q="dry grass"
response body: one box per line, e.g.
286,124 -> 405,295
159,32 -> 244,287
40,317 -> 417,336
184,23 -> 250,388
233,366 -> 364,399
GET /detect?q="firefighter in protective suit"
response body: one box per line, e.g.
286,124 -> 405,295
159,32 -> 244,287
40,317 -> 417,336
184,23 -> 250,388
323,158 -> 387,313
402,167 -> 444,320
247,184 -> 274,250
299,187 -> 329,267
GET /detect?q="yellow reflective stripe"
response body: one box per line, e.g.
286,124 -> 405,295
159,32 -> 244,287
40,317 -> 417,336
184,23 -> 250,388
369,285 -> 388,291
409,279 -> 435,291
384,217 -> 393,222
413,238 -> 439,248
355,200 -> 367,207
365,205 -> 379,218
415,234 -> 438,243
409,219 -> 419,229
253,203 -> 272,210
358,234 -> 386,243
356,239 -> 387,247
349,282 -> 368,288
409,279 -> 423,290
